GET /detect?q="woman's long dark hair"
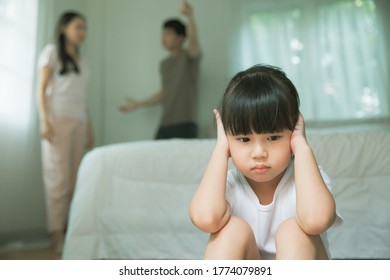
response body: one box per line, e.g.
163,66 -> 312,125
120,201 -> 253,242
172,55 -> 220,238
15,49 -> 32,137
56,11 -> 85,75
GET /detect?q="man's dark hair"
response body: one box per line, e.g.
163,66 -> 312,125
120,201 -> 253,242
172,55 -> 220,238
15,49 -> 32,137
163,18 -> 186,37
220,64 -> 300,135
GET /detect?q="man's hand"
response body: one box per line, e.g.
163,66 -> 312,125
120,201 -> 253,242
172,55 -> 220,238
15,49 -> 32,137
119,96 -> 139,113
181,0 -> 193,17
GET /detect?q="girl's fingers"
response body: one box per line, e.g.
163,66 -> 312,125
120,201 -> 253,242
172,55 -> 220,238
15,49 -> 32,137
297,113 -> 305,132
213,109 -> 230,155
213,109 -> 227,139
213,109 -> 219,118
292,112 -> 306,141
213,109 -> 223,127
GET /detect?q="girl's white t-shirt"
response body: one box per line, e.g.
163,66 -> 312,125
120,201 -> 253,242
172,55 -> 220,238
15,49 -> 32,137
226,162 -> 342,259
38,44 -> 89,122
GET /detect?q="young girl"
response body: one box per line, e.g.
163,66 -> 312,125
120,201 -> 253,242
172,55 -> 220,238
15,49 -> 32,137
190,65 -> 341,259
37,11 -> 94,256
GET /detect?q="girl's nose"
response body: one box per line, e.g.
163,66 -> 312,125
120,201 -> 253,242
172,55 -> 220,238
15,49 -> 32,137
251,143 -> 267,159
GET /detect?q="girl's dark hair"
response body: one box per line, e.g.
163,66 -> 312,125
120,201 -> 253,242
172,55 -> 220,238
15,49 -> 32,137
56,11 -> 85,75
163,19 -> 186,37
220,64 -> 300,135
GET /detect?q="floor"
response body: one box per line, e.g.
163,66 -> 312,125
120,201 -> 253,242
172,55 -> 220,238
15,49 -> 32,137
0,246 -> 59,260
0,239 -> 61,260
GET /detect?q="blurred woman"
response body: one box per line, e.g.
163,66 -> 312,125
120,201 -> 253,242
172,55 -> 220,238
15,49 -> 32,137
37,11 -> 94,256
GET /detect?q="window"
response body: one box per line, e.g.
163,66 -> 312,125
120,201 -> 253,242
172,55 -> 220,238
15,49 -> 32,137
234,0 -> 389,124
0,0 -> 38,130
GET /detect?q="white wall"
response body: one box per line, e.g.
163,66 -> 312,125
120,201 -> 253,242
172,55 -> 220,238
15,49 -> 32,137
86,0 -> 234,144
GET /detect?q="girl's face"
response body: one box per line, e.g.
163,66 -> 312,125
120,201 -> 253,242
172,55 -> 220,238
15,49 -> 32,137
227,129 -> 293,189
63,17 -> 86,47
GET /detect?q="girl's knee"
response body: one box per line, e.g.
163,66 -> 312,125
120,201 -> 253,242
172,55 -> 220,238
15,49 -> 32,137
276,218 -> 316,247
224,216 -> 252,232
276,218 -> 304,241
205,216 -> 259,260
275,218 -> 328,259
212,216 -> 253,241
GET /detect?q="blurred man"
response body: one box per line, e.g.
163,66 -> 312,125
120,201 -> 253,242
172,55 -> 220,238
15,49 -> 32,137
120,0 -> 201,139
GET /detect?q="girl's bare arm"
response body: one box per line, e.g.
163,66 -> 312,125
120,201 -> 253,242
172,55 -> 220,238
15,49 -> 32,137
291,113 -> 336,235
189,110 -> 231,233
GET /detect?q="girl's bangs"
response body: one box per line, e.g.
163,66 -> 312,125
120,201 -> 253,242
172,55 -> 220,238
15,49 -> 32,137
224,89 -> 294,136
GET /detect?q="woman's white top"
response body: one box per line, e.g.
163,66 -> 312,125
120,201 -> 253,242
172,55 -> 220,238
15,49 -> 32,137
38,44 -> 89,122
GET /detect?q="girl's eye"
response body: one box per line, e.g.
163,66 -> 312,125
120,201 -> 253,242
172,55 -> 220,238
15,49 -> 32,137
267,135 -> 280,141
238,137 -> 250,142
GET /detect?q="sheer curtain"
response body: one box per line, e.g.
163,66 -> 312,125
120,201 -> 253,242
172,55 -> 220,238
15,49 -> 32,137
0,0 -> 47,241
0,0 -> 37,130
231,0 -> 389,126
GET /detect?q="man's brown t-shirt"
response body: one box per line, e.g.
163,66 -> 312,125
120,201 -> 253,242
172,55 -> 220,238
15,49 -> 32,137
160,50 -> 200,126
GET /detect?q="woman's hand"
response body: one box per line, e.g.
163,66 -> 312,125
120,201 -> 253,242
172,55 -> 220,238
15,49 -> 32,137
40,120 -> 55,143
213,109 -> 229,156
86,122 -> 94,150
290,112 -> 308,155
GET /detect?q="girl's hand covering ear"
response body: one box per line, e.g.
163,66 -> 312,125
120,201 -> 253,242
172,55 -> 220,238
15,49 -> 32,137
290,112 -> 307,154
213,109 -> 230,156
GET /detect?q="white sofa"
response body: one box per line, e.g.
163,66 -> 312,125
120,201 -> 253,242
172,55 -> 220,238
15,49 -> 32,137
63,131 -> 390,259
